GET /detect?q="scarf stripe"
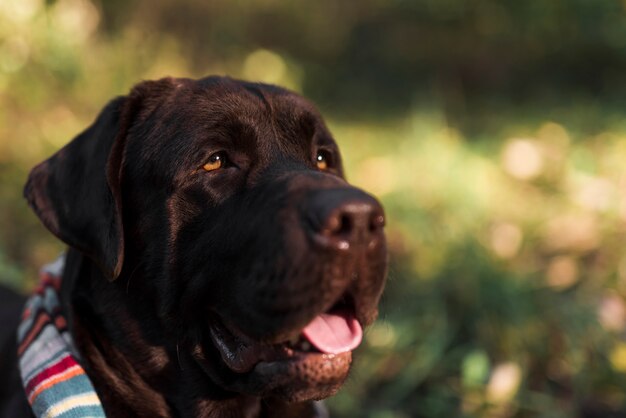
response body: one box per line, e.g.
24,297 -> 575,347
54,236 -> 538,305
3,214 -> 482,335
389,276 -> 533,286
26,356 -> 80,399
17,256 -> 106,418
41,393 -> 102,418
23,347 -> 68,384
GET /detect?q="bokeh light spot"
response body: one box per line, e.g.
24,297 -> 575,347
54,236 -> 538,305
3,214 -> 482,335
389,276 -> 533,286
599,293 -> 626,332
462,349 -> 490,387
0,0 -> 42,23
546,256 -> 578,289
543,213 -> 600,252
570,175 -> 615,212
51,0 -> 100,43
610,343 -> 626,372
489,222 -> 523,259
242,49 -> 287,85
502,138 -> 544,180
486,362 -> 522,404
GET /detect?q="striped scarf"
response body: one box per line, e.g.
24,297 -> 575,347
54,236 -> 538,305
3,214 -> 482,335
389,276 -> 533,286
17,256 -> 106,418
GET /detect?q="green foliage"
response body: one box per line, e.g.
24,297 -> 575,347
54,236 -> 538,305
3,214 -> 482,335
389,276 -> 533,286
3,0 -> 626,416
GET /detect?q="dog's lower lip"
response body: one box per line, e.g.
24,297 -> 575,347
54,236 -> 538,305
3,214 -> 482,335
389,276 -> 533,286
253,351 -> 352,377
208,317 -> 322,373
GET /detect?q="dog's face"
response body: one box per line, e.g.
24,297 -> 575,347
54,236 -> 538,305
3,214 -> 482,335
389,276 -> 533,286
25,77 -> 387,403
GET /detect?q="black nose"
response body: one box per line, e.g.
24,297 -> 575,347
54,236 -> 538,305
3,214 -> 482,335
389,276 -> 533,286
307,189 -> 385,250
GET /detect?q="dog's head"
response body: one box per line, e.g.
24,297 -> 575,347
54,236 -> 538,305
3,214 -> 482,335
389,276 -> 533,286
25,77 -> 387,402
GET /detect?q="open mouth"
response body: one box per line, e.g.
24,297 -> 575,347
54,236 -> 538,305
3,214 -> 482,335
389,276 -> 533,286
207,296 -> 363,375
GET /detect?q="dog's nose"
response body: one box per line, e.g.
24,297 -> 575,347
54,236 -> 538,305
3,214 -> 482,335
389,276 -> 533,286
308,189 -> 385,250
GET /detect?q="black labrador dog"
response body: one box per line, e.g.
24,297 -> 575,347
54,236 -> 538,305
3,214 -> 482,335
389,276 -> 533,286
0,77 -> 387,417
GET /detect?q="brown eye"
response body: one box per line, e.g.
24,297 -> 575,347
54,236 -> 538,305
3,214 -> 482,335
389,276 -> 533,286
203,152 -> 226,172
316,150 -> 331,170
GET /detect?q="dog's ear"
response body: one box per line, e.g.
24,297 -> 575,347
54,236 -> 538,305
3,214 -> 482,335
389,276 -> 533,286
24,78 -> 182,280
24,97 -> 133,281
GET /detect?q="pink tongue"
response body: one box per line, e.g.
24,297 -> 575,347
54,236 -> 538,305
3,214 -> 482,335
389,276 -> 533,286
302,310 -> 363,354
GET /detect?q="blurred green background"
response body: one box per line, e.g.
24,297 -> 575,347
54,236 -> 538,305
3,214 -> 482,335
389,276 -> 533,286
3,0 -> 626,416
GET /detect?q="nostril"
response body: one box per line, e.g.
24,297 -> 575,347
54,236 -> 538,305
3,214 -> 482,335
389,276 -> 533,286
324,212 -> 353,239
325,207 -> 364,239
336,214 -> 353,237
369,213 -> 385,233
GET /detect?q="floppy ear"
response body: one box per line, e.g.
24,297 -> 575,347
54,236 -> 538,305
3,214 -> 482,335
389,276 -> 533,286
24,96 -> 134,281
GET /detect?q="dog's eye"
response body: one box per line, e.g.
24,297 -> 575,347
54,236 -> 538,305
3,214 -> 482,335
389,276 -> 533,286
203,152 -> 226,172
316,150 -> 332,170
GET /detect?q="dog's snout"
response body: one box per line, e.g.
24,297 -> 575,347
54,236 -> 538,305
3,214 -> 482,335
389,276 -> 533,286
307,189 -> 385,250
